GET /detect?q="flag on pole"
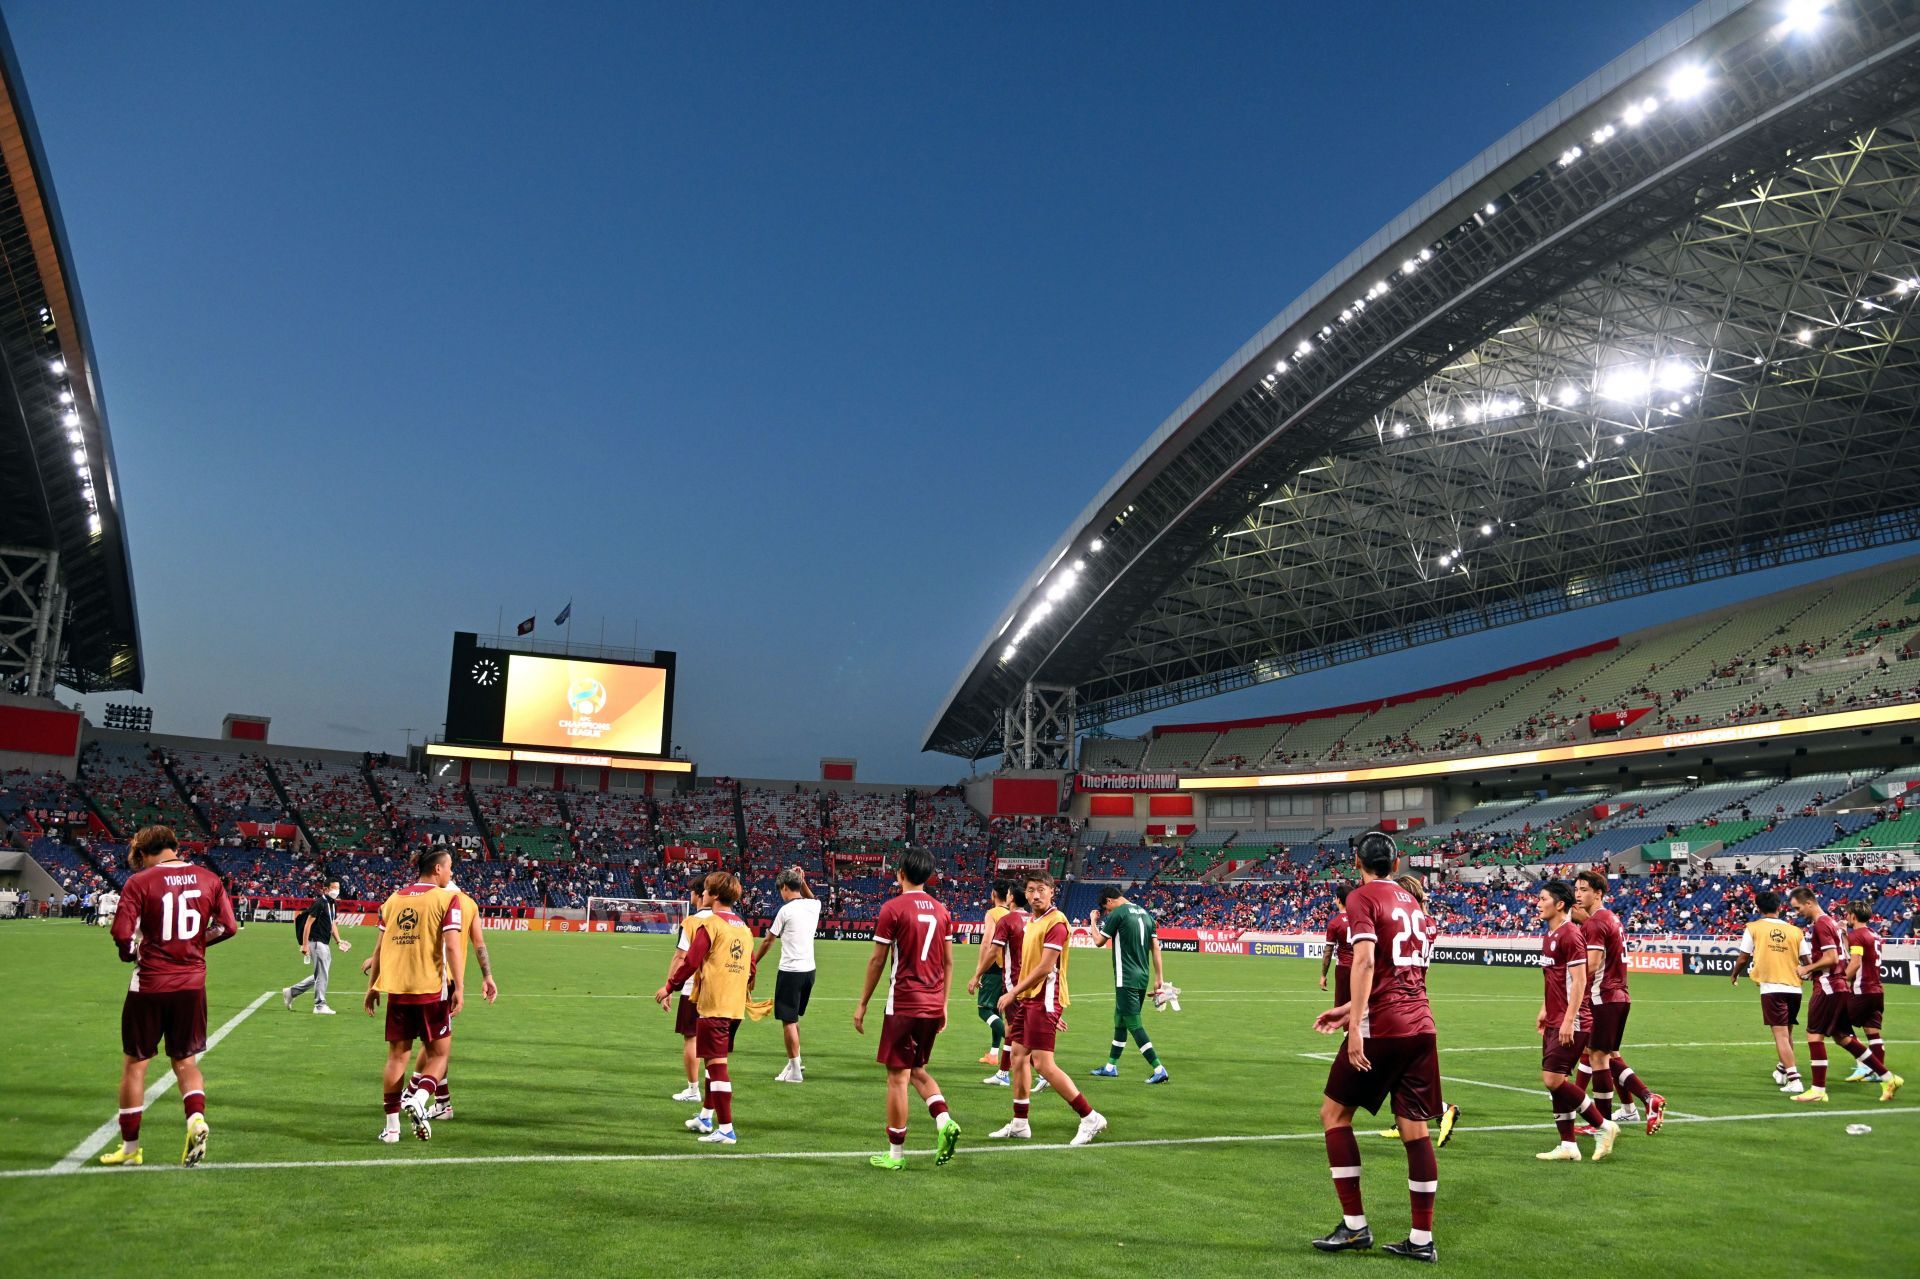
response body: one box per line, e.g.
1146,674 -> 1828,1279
554,601 -> 572,626
516,615 -> 536,636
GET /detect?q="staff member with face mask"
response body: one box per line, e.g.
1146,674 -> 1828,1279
282,879 -> 351,1014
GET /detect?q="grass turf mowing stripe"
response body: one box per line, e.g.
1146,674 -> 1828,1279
8,1106 -> 1909,1179
51,989 -> 276,1172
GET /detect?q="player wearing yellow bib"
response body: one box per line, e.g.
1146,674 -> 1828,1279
363,848 -> 465,1143
655,871 -> 755,1145
974,880 -> 1013,1069
993,871 -> 1106,1145
414,879 -> 497,1120
1730,890 -> 1806,1093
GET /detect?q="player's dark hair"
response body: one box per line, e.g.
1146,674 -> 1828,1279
414,847 -> 450,878
1334,882 -> 1351,905
1790,886 -> 1819,905
130,825 -> 178,861
1024,870 -> 1054,889
687,873 -> 708,893
703,871 -> 742,906
1098,886 -> 1124,905
1848,900 -> 1873,923
1754,890 -> 1781,915
1351,829 -> 1396,876
1541,879 -> 1575,912
775,866 -> 813,898
1575,869 -> 1607,895
1009,884 -> 1028,910
992,877 -> 1015,902
897,846 -> 934,887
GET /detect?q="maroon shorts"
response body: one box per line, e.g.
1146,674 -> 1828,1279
1333,966 -> 1351,1008
675,993 -> 699,1038
1808,990 -> 1854,1039
385,997 -> 453,1045
1322,1033 -> 1443,1121
1761,991 -> 1802,1028
1589,1002 -> 1630,1053
877,1013 -> 942,1070
121,988 -> 207,1062
1020,1003 -> 1063,1054
694,1016 -> 741,1058
1542,1028 -> 1590,1076
1848,993 -> 1884,1034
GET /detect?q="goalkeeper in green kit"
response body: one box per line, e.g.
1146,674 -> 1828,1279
1088,886 -> 1171,1083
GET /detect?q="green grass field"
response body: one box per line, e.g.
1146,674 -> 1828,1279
2,919 -> 1914,1276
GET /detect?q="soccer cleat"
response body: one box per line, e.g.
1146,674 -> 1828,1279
401,1092 -> 432,1141
1772,1065 -> 1790,1087
313,1004 -> 336,1015
1436,1103 -> 1461,1149
1069,1109 -> 1108,1146
935,1118 -> 962,1166
1591,1119 -> 1621,1161
685,1114 -> 714,1134
1310,1223 -> 1374,1253
428,1101 -> 453,1120
98,1144 -> 142,1167
1880,1073 -> 1905,1103
1644,1094 -> 1666,1135
1846,1062 -> 1875,1083
987,1119 -> 1031,1139
1614,1103 -> 1641,1123
773,1064 -> 794,1083
670,1084 -> 702,1103
696,1127 -> 737,1145
1791,1088 -> 1828,1104
1090,1065 -> 1120,1078
1777,1078 -> 1804,1095
1033,1076 -> 1050,1093
1375,1127 -> 1400,1138
869,1153 -> 906,1170
1536,1143 -> 1581,1161
377,1128 -> 400,1144
1383,1238 -> 1438,1264
182,1114 -> 209,1167
1145,1066 -> 1171,1085
978,1050 -> 1001,1065
281,987 -> 295,1011
982,1070 -> 1010,1086
1573,1123 -> 1599,1137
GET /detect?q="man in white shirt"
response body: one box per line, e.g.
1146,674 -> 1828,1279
755,867 -> 821,1083
95,888 -> 120,927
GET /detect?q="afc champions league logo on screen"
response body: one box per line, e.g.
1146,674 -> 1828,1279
558,675 -> 611,739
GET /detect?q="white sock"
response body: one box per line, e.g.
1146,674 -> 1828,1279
1409,1228 -> 1433,1246
788,1058 -> 800,1070
1343,1215 -> 1367,1231
383,1114 -> 400,1132
700,1108 -> 714,1121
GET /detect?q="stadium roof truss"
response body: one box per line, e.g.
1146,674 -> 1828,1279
0,16 -> 142,693
927,0 -> 1920,764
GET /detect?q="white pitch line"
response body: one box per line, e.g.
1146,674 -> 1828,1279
51,989 -> 276,1172
5,1106 -> 1910,1180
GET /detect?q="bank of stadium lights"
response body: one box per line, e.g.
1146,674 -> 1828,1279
1782,0 -> 1830,35
48,357 -> 64,376
1668,64 -> 1711,100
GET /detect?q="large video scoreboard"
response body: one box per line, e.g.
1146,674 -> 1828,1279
442,632 -> 678,766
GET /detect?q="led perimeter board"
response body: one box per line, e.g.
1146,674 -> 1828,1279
444,632 -> 677,762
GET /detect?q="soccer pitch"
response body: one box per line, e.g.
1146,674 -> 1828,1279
2,920 -> 1913,1276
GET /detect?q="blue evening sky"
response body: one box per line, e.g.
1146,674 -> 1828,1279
15,0 -> 1897,780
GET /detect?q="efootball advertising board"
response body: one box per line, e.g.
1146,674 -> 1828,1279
443,632 -> 677,762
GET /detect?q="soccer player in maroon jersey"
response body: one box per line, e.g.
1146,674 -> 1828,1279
101,826 -> 239,1168
1842,900 -> 1901,1101
1790,887 -> 1886,1102
1321,883 -> 1353,1006
855,847 -> 961,1169
1309,831 -> 1441,1263
1536,879 -> 1619,1162
1572,871 -> 1665,1135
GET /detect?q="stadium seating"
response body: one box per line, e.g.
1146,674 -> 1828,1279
278,760 -> 382,852
81,741 -> 201,837
475,784 -> 571,859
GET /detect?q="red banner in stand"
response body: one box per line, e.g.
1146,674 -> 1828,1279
235,821 -> 299,841
1588,707 -> 1653,734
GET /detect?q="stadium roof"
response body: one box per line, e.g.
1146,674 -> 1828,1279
927,0 -> 1920,761
0,13 -> 141,691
